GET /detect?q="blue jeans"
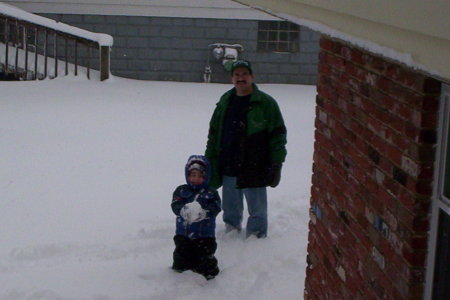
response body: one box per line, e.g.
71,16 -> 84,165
222,176 -> 267,237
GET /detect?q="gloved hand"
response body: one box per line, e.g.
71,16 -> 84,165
268,162 -> 282,188
180,201 -> 208,224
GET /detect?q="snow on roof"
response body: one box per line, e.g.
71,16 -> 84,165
0,2 -> 113,46
2,0 -> 281,20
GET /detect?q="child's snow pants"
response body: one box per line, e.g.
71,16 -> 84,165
172,235 -> 219,279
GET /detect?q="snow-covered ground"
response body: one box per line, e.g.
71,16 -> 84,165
0,76 -> 316,300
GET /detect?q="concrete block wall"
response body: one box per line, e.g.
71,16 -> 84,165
305,36 -> 441,299
40,14 -> 319,84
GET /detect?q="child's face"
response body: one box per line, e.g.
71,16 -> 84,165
188,169 -> 205,185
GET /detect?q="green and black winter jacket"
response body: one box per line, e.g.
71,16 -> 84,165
205,84 -> 287,189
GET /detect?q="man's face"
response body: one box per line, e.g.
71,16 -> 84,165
231,67 -> 254,96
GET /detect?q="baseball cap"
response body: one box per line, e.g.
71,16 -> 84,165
230,59 -> 252,74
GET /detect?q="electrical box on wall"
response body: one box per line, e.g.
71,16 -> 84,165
204,43 -> 244,83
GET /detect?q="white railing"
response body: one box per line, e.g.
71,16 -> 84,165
0,3 -> 113,80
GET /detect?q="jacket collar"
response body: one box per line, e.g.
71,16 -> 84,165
226,83 -> 261,102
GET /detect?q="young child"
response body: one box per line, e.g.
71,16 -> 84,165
171,155 -> 222,280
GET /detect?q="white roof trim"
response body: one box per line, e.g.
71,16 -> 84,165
2,0 -> 281,20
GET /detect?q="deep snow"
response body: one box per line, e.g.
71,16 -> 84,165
0,76 -> 316,300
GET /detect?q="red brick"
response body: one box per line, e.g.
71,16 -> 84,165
378,94 -> 396,111
385,64 -> 401,80
422,77 -> 441,94
412,216 -> 430,232
389,251 -> 410,279
350,48 -> 364,66
404,123 -> 421,143
376,77 -> 393,93
367,55 -> 389,74
377,187 -> 395,207
367,131 -> 387,153
318,60 -> 332,76
365,176 -> 379,195
417,163 -> 434,180
388,231 -> 403,256
374,105 -> 392,124
419,128 -> 437,144
318,51 -> 329,65
367,115 -> 386,137
396,103 -> 414,120
391,84 -> 419,104
340,45 -> 353,60
396,68 -> 425,91
398,188 -> 416,210
385,143 -> 402,166
410,235 -> 428,250
328,53 -> 346,71
413,198 -> 431,219
411,180 -> 433,196
390,114 -> 406,134
421,95 -> 440,111
348,76 -> 360,91
320,37 -> 341,54
419,111 -> 438,128
308,36 -> 437,300
339,71 -> 353,87
409,284 -> 426,300
402,246 -> 427,267
386,127 -> 409,150
317,81 -> 335,100
344,61 -> 357,78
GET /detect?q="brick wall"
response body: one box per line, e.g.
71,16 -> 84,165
41,14 -> 320,84
305,36 -> 441,299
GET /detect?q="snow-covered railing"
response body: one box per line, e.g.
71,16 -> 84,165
0,3 -> 113,81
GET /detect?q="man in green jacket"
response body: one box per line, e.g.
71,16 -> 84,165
205,60 -> 287,238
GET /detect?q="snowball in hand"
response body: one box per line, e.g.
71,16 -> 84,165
182,201 -> 207,224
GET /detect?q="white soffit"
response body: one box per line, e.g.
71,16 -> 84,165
232,0 -> 450,81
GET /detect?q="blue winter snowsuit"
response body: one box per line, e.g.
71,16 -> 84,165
171,155 -> 221,279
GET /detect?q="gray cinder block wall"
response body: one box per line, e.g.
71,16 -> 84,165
42,14 -> 320,84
